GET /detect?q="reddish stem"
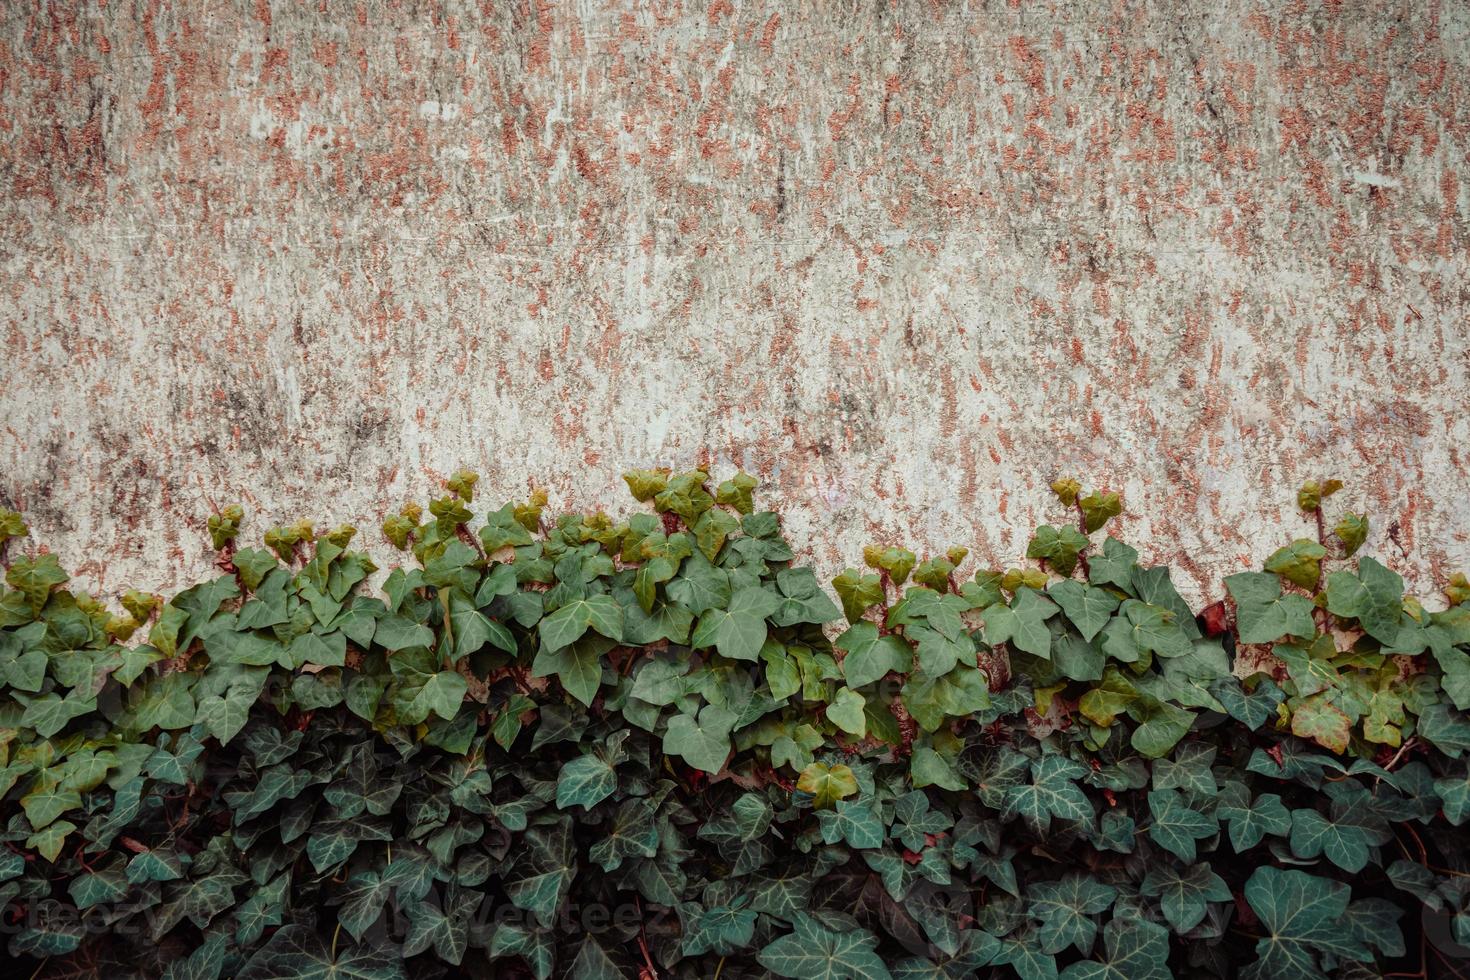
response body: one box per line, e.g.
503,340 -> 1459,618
1072,501 -> 1093,579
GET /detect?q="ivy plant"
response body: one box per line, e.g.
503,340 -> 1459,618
0,474 -> 1467,980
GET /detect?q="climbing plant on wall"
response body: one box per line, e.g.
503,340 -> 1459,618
1,470 -> 1469,979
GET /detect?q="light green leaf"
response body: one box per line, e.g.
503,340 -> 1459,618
797,762 -> 859,809
692,587 -> 780,661
911,746 -> 966,791
1048,581 -> 1119,642
539,595 -> 624,651
396,670 -> 467,724
1264,539 -> 1327,590
449,593 -> 516,659
663,704 -> 737,774
984,589 -> 1058,659
1226,572 -> 1316,644
826,687 -> 868,737
531,634 -> 611,707
837,622 -> 912,687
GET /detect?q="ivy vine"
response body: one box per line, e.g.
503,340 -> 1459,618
1,471 -> 1468,979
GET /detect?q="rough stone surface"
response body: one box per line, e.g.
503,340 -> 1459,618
2,1 -> 1468,606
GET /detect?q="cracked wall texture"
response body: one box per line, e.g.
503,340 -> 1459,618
2,0 -> 1468,607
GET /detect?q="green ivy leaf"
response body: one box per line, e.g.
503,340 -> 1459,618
1324,558 -> 1403,644
448,593 -> 516,660
1334,513 -> 1369,557
27,819 -> 77,863
1003,755 -> 1093,834
758,914 -> 893,980
655,471 -> 715,522
865,547 -> 917,588
691,587 -> 780,661
826,687 -> 868,737
837,623 -> 911,687
1027,525 -> 1091,577
1078,492 -> 1122,533
1146,789 -> 1216,862
1225,572 -> 1316,644
833,569 -> 886,623
1140,862 -> 1230,933
19,692 -> 98,739
1217,782 -> 1292,850
1288,781 -> 1391,872
1209,675 -> 1285,730
715,471 -> 759,513
984,589 -> 1058,659
1078,667 -> 1139,727
238,924 -> 406,980
1417,703 -> 1470,757
402,884 -> 481,964
623,470 -> 669,502
1242,867 -> 1371,980
1434,767 -> 1470,824
901,664 -> 990,732
479,504 -> 535,553
6,553 -> 68,615
1129,695 -> 1195,759
540,595 -> 624,652
667,552 -> 731,614
336,871 -> 393,940
1048,580 -> 1120,642
990,931 -> 1057,980
910,746 -> 965,791
556,753 -> 617,811
1028,873 -> 1117,954
817,799 -> 886,849
395,670 -> 468,725
773,568 -> 842,626
69,866 -> 128,910
1088,537 -> 1139,594
1060,919 -> 1171,980
693,507 -> 741,562
1264,538 -> 1327,590
374,614 -> 434,651
532,634 -> 611,707
588,798 -> 657,871
663,704 -> 736,774
797,763 -> 858,809
683,904 -> 758,956
504,821 -> 575,928
1150,741 -> 1216,797
1097,603 -> 1170,662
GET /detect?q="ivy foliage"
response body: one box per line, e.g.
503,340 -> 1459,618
0,474 -> 1468,979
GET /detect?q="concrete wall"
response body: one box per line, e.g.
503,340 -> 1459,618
2,0 -> 1468,607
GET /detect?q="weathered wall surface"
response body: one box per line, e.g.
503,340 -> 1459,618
2,0 -> 1468,606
